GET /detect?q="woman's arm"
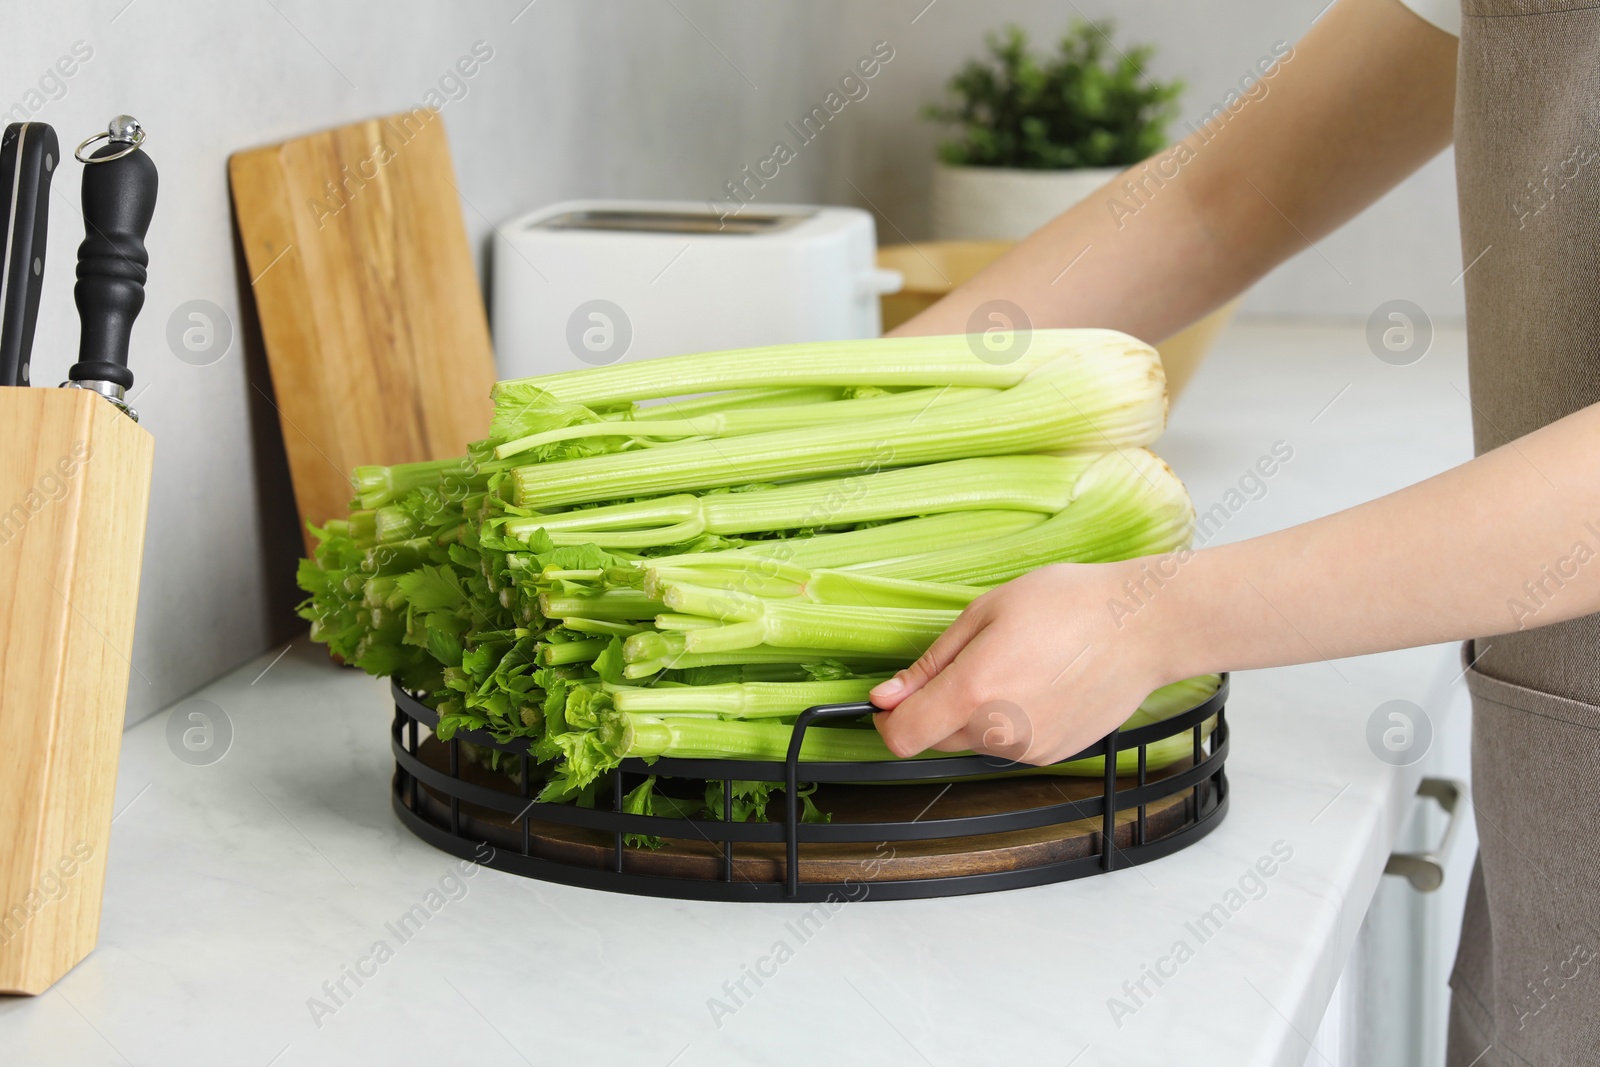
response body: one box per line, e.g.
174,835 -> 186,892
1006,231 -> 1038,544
872,402 -> 1600,762
892,0 -> 1459,342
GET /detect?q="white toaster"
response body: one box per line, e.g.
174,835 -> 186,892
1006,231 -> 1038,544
490,200 -> 902,379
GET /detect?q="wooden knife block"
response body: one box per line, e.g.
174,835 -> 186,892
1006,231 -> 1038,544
0,387 -> 154,995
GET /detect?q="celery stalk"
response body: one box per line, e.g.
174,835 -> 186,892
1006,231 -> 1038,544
611,713 -> 895,762
509,333 -> 1166,508
716,510 -> 1050,570
536,638 -> 611,666
676,602 -> 957,658
504,454 -> 1092,547
494,386 -> 998,460
620,645 -> 904,679
802,571 -> 984,610
857,450 -> 1193,584
540,589 -> 666,622
648,567 -> 984,611
631,386 -> 843,419
492,332 -> 1086,411
609,676 -> 1222,771
611,677 -> 887,719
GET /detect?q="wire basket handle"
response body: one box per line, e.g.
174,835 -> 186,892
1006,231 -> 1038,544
785,701 -> 878,897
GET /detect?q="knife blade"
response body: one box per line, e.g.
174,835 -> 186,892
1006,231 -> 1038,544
0,122 -> 59,387
65,116 -> 156,421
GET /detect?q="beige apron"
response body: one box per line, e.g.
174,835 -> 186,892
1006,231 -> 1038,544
1448,2 -> 1600,1063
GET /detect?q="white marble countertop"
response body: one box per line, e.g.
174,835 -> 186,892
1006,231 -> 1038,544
0,320 -> 1477,1067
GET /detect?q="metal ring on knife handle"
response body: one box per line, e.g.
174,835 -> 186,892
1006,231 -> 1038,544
1385,776 -> 1470,893
73,115 -> 145,164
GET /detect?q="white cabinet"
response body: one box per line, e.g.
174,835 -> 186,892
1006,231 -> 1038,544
1305,678 -> 1478,1066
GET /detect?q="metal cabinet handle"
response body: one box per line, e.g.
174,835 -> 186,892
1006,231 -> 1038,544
1385,776 -> 1470,893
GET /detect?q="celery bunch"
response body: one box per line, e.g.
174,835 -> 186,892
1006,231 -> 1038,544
297,330 -> 1205,825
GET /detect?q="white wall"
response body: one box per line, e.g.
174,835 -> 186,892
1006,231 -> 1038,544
2,0 -> 1462,726
822,0 -> 1464,321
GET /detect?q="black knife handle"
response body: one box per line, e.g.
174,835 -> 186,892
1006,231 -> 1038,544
0,122 -> 58,387
69,138 -> 157,390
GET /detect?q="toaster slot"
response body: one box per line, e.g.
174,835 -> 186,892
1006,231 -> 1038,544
531,208 -> 811,235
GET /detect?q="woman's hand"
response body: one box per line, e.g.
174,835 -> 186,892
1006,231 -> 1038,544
870,561 -> 1176,764
870,393 -> 1600,763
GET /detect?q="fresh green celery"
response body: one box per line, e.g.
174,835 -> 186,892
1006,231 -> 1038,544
653,613 -> 721,631
561,618 -> 649,638
802,571 -> 984,609
1005,716 -> 1219,778
653,581 -> 765,621
1123,674 -> 1222,725
857,450 -> 1192,584
346,509 -> 377,545
536,638 -> 610,666
503,455 -> 1091,548
493,386 -> 997,460
657,601 -> 958,658
608,713 -> 895,762
352,456 -> 488,510
374,506 -> 422,544
491,332 -> 1083,412
643,564 -> 807,601
298,327 -> 1205,823
630,386 -> 843,420
620,645 -> 904,679
623,630 -> 684,664
510,338 -> 1165,509
609,677 -> 1220,770
363,538 -> 432,575
712,510 -> 1049,570
648,568 -> 983,611
539,589 -> 666,622
611,677 -> 887,719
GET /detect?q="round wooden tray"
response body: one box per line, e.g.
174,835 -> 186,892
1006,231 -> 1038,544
408,736 -> 1202,884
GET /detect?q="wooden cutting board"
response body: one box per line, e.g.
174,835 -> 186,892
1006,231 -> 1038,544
229,111 -> 497,551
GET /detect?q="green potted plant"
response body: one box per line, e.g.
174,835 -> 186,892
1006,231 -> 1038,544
925,21 -> 1183,239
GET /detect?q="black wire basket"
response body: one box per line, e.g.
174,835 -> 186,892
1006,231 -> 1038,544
390,676 -> 1229,903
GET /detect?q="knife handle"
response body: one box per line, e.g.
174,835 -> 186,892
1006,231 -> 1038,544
0,123 -> 58,387
69,136 -> 157,392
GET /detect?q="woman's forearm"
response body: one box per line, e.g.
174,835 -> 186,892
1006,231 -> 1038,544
1150,402 -> 1600,683
892,0 -> 1457,343
870,401 -> 1600,763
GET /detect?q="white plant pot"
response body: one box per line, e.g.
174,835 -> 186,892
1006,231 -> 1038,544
929,162 -> 1123,241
